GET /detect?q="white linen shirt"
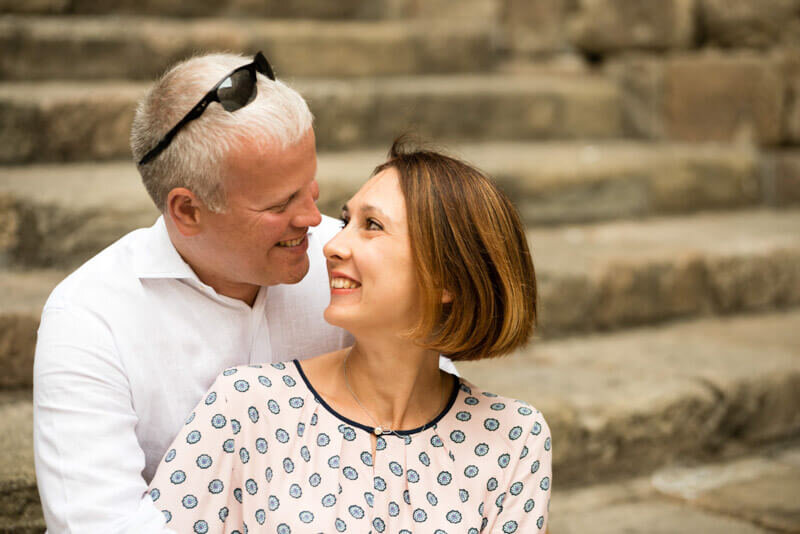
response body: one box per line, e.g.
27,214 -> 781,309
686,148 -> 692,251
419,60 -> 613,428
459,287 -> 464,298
34,215 -> 357,533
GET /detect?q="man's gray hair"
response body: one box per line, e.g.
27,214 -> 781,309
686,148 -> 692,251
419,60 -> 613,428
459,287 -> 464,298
130,52 -> 313,213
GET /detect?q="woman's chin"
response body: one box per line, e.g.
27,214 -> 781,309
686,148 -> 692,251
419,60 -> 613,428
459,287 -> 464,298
323,306 -> 357,331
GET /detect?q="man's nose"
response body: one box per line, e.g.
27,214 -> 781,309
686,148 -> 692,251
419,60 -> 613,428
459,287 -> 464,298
293,188 -> 322,228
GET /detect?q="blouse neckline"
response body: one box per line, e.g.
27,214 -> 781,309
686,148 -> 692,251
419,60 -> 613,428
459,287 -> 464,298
292,359 -> 460,437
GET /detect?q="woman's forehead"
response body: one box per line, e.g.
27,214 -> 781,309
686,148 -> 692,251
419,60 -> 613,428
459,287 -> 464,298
348,169 -> 406,219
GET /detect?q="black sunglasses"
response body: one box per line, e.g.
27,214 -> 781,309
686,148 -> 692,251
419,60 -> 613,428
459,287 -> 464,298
138,51 -> 275,166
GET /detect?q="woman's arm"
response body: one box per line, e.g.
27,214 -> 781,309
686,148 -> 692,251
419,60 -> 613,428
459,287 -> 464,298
146,372 -> 245,533
484,410 -> 552,533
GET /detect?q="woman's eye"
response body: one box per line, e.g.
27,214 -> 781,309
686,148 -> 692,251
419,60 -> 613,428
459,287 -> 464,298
338,216 -> 349,228
366,218 -> 383,231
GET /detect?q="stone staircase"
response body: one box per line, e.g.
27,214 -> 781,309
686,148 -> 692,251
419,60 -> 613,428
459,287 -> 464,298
1,0 -> 799,531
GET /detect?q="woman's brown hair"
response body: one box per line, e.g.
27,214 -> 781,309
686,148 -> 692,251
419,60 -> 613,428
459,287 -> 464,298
373,138 -> 537,361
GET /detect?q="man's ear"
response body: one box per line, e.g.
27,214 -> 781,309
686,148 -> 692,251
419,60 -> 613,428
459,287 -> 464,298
166,188 -> 203,237
442,289 -> 453,304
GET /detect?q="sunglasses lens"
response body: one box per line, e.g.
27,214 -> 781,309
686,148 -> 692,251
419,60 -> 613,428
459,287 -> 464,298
217,69 -> 256,112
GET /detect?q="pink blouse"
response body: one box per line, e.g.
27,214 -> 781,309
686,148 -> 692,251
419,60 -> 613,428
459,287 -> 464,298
146,361 -> 551,533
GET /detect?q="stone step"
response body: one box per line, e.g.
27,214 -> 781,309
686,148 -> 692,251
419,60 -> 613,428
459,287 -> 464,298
0,392 -> 42,532
0,16 -> 494,81
0,142 -> 776,268
459,310 -> 800,488
0,74 -> 623,163
0,0 -> 493,20
550,439 -> 800,533
2,208 -> 799,388
0,0 -> 395,19
3,313 -> 799,528
0,271 -> 69,390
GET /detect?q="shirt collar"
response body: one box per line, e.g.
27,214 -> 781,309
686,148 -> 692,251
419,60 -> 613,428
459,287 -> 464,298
133,215 -> 201,281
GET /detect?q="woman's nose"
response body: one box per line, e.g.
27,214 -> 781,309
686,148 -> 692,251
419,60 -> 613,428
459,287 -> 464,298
324,226 -> 351,261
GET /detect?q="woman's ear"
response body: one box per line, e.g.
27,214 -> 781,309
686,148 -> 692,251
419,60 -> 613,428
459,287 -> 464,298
442,289 -> 453,304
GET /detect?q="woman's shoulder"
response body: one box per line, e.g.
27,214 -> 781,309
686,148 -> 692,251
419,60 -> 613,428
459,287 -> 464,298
452,379 -> 550,447
215,361 -> 302,388
202,361 -> 307,413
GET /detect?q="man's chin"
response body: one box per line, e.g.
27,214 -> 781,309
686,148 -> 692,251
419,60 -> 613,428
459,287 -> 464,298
274,259 -> 311,286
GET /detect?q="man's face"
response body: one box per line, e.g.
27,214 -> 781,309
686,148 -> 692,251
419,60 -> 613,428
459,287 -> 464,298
193,130 -> 322,297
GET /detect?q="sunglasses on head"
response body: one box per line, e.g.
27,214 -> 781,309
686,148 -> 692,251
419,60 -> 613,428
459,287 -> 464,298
138,51 -> 275,166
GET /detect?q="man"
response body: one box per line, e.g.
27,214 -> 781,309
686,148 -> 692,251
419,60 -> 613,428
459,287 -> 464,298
32,52 -> 455,532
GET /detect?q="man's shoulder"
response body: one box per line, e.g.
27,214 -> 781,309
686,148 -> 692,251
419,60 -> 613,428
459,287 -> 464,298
44,226 -> 152,312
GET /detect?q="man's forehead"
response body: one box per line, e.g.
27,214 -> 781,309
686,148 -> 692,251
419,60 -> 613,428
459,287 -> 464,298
224,135 -> 316,181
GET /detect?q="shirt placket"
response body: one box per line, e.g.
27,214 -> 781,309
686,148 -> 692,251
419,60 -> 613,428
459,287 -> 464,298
248,286 -> 272,364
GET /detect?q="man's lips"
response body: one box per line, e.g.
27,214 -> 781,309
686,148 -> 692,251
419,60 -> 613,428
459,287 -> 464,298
276,234 -> 307,247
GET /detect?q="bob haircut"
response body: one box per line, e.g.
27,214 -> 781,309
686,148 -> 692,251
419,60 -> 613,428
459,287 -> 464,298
373,139 -> 537,361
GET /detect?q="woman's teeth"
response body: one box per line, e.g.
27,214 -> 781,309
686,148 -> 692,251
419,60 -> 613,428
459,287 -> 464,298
330,278 -> 361,289
277,236 -> 304,247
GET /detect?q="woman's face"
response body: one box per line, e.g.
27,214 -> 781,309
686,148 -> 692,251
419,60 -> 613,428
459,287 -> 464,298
323,168 -> 420,335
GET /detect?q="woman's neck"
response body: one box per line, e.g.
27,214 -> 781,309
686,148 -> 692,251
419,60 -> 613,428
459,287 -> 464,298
341,337 -> 449,432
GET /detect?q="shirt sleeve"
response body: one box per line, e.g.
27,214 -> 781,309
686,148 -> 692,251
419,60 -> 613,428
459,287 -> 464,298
485,411 -> 552,533
33,305 -> 173,534
147,372 -> 245,534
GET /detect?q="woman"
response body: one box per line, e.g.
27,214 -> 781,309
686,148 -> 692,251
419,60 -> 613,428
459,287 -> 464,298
147,141 -> 551,533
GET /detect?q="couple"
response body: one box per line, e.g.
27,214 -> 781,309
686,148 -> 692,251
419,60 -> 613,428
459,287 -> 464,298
32,52 -> 551,533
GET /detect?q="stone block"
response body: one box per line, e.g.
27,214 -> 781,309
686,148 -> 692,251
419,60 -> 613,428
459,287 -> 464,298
612,52 -> 787,144
0,315 -> 37,390
0,17 -> 493,81
500,0 -> 571,55
699,0 -> 800,48
783,51 -> 800,143
298,75 -> 623,150
663,52 -> 785,144
761,151 -> 800,206
699,472 -> 800,532
530,209 -> 800,334
0,0 -> 67,14
606,55 -> 666,139
648,146 -> 761,212
65,0 -> 388,18
399,0 -> 500,21
460,310 -> 800,486
654,455 -> 800,533
592,256 -> 712,329
707,249 -> 800,312
568,0 -> 695,53
551,500 -> 767,533
0,83 -> 141,164
0,400 -> 38,522
0,75 -> 622,164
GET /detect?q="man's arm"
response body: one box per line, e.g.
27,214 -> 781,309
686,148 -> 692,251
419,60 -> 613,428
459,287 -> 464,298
33,305 -> 173,533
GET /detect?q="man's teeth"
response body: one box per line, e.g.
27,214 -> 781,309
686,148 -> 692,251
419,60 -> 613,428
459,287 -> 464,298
330,278 -> 361,289
277,236 -> 304,247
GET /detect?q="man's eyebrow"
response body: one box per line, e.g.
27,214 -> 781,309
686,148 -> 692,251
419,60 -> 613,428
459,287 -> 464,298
271,189 -> 299,206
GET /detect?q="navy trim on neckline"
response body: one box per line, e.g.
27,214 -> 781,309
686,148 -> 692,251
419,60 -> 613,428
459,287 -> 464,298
292,359 -> 460,437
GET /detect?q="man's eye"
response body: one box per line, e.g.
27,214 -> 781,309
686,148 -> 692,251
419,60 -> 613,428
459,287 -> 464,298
268,202 -> 290,213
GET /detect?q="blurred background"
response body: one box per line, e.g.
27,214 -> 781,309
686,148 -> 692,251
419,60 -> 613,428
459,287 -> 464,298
1,0 -> 799,532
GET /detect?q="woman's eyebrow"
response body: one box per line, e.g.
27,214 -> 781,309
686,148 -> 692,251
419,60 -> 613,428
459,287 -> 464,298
360,203 -> 391,222
341,203 -> 392,222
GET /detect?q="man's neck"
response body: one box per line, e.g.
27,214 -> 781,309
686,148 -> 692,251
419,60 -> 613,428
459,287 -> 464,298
165,220 -> 261,307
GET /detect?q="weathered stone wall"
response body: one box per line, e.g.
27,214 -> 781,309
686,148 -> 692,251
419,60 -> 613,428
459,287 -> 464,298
502,0 -> 800,148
